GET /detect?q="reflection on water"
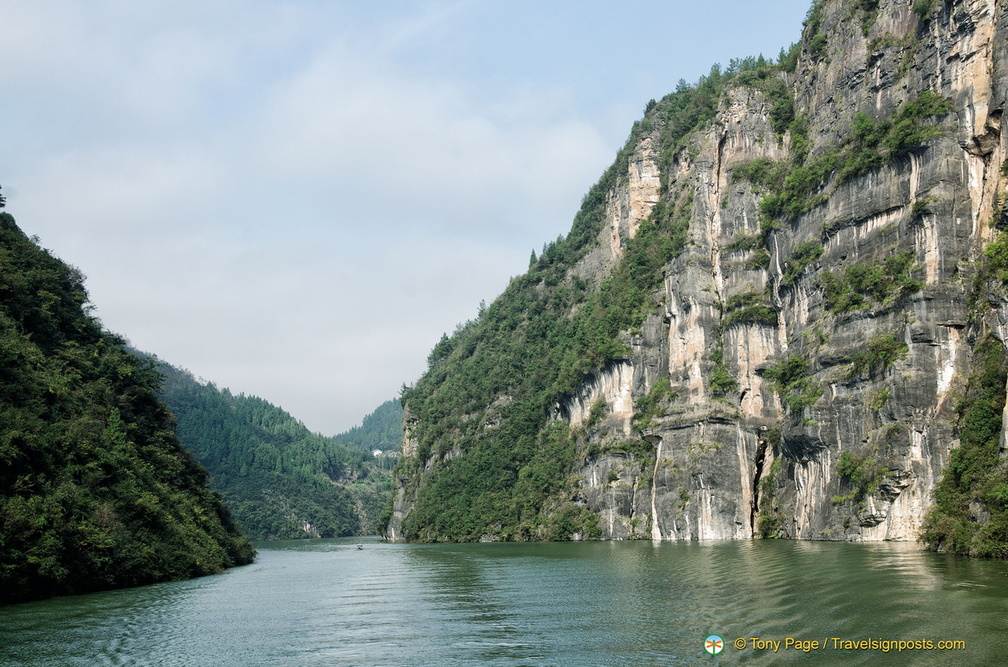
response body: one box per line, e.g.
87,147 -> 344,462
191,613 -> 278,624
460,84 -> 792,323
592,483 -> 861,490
1,538 -> 1007,665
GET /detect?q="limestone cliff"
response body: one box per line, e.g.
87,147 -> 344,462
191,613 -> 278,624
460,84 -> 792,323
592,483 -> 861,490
385,0 -> 1008,547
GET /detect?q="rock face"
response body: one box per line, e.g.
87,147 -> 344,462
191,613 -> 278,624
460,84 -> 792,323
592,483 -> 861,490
387,0 -> 1008,544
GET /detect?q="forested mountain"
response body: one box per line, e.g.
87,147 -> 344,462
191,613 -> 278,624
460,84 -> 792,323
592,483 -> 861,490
332,399 -> 403,454
0,200 -> 254,604
152,360 -> 395,538
385,0 -> 1008,557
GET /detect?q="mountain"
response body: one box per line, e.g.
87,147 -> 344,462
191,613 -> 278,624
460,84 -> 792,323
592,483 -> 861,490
332,399 -> 404,455
384,0 -> 1008,556
0,204 -> 254,604
153,360 -> 395,538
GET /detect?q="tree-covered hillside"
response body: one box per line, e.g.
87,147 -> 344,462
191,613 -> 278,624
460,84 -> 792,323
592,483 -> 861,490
153,361 -> 396,538
332,399 -> 403,454
0,200 -> 254,604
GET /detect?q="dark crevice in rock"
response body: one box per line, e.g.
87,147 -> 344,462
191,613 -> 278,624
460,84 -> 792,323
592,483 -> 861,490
961,107 -> 1002,157
750,435 -> 769,535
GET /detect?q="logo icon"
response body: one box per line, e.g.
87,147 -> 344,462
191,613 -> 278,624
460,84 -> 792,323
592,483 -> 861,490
705,634 -> 724,655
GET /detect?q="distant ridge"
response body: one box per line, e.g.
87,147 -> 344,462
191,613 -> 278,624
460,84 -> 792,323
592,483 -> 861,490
332,399 -> 404,453
151,357 -> 397,538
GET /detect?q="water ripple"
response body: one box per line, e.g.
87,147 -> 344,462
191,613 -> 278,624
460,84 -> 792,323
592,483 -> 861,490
2,538 -> 1007,665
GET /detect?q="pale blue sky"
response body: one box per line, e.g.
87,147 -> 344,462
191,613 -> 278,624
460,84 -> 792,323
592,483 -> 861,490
0,0 -> 811,434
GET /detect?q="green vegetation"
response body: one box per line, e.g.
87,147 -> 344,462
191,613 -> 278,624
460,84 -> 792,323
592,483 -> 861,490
763,356 -> 823,414
709,346 -> 739,396
869,388 -> 891,411
766,426 -> 783,455
155,362 -> 395,538
922,336 -> 1008,557
389,59 -> 803,541
632,378 -> 676,430
780,241 -> 824,287
914,0 -> 938,19
734,66 -> 794,135
804,1 -> 829,63
911,196 -> 939,220
722,232 -> 762,254
852,0 -> 880,37
745,248 -> 772,270
777,42 -> 801,74
391,30 -> 948,543
787,114 -> 811,166
661,54 -> 795,167
985,231 -> 1008,285
332,399 -> 404,453
992,192 -> 1007,230
541,502 -> 603,542
884,92 -> 955,154
832,450 -> 886,505
586,397 -> 608,429
820,250 -> 922,313
0,210 -> 253,604
757,457 -> 784,538
660,66 -> 734,165
389,57 -> 807,542
845,333 -> 909,379
721,290 -> 778,329
730,158 -> 789,192
399,418 -> 579,541
758,92 -> 953,223
867,32 -> 917,66
393,183 -> 687,539
758,155 -> 833,221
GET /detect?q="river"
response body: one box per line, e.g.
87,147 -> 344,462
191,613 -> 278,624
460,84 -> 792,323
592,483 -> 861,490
1,538 -> 1006,665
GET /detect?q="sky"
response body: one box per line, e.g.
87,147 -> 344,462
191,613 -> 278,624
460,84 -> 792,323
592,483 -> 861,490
0,0 -> 812,436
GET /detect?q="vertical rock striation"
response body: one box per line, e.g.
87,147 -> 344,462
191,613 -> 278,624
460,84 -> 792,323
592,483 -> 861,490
387,0 -> 1008,546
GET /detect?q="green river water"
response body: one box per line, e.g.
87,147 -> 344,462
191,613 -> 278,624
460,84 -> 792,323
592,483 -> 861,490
1,538 -> 1006,666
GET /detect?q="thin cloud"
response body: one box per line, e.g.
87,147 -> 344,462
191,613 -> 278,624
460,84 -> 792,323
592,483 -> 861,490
0,0 -> 811,434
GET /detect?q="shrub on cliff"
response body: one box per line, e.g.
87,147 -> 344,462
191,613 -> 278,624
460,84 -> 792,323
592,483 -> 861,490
921,336 -> 1008,557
